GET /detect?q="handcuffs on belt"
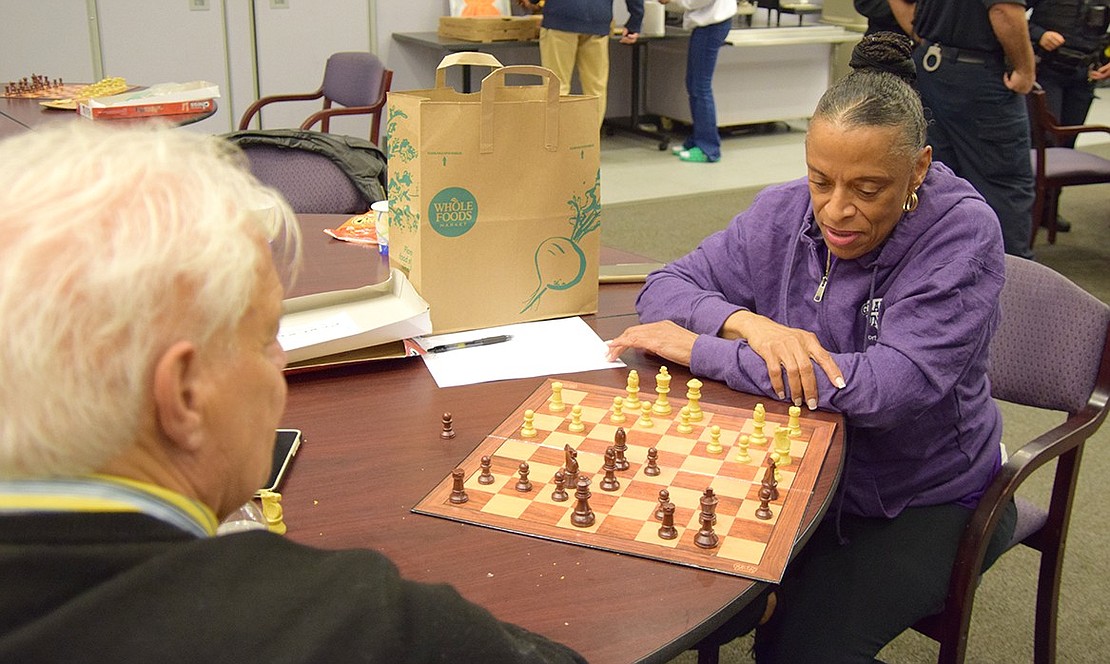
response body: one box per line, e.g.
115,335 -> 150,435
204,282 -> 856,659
923,43 -> 943,72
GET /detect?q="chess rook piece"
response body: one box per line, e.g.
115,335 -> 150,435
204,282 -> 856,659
755,485 -> 775,520
694,511 -> 719,549
644,447 -> 661,477
515,461 -> 533,492
440,412 -> 456,439
625,369 -> 641,410
735,433 -> 752,463
638,402 -> 653,428
613,427 -> 630,471
706,423 -> 723,454
551,470 -> 569,502
655,488 -> 670,520
449,468 -> 469,504
568,404 -> 585,433
610,395 -> 626,423
686,378 -> 704,422
657,502 -> 678,540
653,366 -> 672,415
571,477 -> 596,527
478,455 -> 495,485
600,447 -> 620,491
549,381 -> 566,412
521,409 -> 537,438
676,405 -> 694,434
788,404 -> 802,438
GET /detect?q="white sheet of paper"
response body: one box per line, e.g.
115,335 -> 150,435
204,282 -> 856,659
417,317 -> 625,388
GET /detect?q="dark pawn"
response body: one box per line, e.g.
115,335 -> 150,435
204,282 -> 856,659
755,485 -> 775,520
440,412 -> 456,439
478,455 -> 495,485
515,461 -> 532,492
694,510 -> 719,549
571,476 -> 595,527
551,469 -> 569,502
613,427 -> 630,471
644,446 -> 661,476
655,488 -> 670,520
658,502 -> 678,540
449,468 -> 469,504
600,447 -> 620,491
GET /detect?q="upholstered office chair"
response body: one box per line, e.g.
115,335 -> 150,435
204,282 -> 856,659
238,52 -> 393,145
1027,85 -> 1110,247
912,255 -> 1110,663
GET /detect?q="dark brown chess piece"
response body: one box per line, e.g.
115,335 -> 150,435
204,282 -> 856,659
655,488 -> 670,520
570,476 -> 595,527
658,502 -> 678,540
551,470 -> 569,502
644,446 -> 661,476
599,447 -> 620,491
515,461 -> 532,492
613,427 -> 630,471
440,412 -> 456,439
478,455 -> 495,485
694,510 -> 719,549
449,468 -> 469,504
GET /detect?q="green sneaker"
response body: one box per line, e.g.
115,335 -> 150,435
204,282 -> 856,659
677,147 -> 711,163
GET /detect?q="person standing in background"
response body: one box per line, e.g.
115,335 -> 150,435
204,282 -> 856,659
661,0 -> 738,163
855,0 -> 910,36
518,0 -> 644,127
889,0 -> 1039,259
1029,0 -> 1110,146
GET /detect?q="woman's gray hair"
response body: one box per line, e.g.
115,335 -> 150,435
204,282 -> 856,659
0,123 -> 300,477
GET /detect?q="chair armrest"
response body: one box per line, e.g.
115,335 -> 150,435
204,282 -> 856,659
1046,123 -> 1110,143
299,101 -> 386,131
238,89 -> 325,130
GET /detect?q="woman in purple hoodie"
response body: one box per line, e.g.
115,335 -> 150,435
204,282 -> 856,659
605,33 -> 1017,661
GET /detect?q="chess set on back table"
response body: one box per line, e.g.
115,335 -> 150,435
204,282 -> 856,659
415,368 -> 837,583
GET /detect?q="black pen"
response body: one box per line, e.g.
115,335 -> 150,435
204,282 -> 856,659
426,334 -> 513,353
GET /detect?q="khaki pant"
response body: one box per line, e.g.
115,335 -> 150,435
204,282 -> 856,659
539,27 -> 609,127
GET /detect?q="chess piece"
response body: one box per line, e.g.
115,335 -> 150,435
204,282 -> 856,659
478,455 -> 495,485
657,502 -> 678,540
653,366 -> 672,415
550,381 -> 566,412
676,405 -> 694,434
600,447 -> 620,491
625,369 -> 641,410
610,395 -> 626,423
750,403 -> 767,444
735,434 -> 752,463
551,470 -> 569,502
638,402 -> 653,428
644,447 -> 661,476
441,412 -> 456,440
258,490 -> 286,535
773,427 -> 792,467
755,485 -> 775,520
565,448 -> 580,489
568,404 -> 585,433
700,487 -> 719,526
449,468 -> 469,504
686,378 -> 704,422
788,404 -> 802,438
515,461 -> 533,492
706,424 -> 723,454
571,477 -> 595,527
521,409 -> 537,438
613,427 -> 630,471
694,510 -> 719,549
655,488 -> 671,520
762,459 -> 780,501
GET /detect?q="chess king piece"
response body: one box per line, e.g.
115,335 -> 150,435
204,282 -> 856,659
571,476 -> 595,527
685,378 -> 704,422
694,511 -> 719,549
258,490 -> 286,535
549,381 -> 566,412
653,366 -> 672,415
449,468 -> 469,504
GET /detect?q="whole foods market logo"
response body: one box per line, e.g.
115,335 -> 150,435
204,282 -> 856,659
429,187 -> 477,237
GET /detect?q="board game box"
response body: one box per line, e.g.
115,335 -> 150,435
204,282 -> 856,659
414,374 -> 836,582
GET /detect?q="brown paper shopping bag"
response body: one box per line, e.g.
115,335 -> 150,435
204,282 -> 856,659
385,53 -> 601,334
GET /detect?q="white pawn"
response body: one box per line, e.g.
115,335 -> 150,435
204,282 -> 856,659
568,404 -> 585,433
638,401 -> 654,428
676,405 -> 694,434
706,424 -> 723,455
735,433 -> 751,463
610,396 -> 627,423
521,409 -> 537,438
550,381 -> 566,412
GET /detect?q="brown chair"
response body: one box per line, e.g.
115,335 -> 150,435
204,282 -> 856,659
1026,85 -> 1110,247
238,52 -> 392,145
912,255 -> 1110,663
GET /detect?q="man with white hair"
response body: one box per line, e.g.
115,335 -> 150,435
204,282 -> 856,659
0,123 -> 584,663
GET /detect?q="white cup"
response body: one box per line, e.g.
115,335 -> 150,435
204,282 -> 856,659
371,200 -> 389,254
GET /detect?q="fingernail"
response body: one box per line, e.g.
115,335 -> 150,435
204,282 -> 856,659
835,377 -> 846,388
776,391 -> 786,400
807,398 -> 817,411
792,398 -> 802,407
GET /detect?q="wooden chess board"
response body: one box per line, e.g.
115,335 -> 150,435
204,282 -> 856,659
414,377 -> 836,582
2,83 -> 86,100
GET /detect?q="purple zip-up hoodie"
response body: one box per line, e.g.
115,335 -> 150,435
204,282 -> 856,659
637,162 -> 1006,518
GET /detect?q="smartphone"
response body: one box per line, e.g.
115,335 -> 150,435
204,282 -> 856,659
256,429 -> 302,497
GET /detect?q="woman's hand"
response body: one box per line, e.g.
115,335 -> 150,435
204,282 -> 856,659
605,321 -> 697,366
722,310 -> 844,409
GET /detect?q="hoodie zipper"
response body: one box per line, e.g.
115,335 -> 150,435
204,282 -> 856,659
813,250 -> 831,302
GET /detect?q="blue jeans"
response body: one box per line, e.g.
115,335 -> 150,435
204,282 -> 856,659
913,46 -> 1035,258
683,19 -> 732,161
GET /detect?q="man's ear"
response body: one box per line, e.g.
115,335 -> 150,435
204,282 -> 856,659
152,340 -> 205,452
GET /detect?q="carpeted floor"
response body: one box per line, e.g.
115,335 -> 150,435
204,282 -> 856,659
601,143 -> 1110,663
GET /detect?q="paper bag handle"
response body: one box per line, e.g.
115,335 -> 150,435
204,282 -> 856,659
434,52 -> 504,88
479,65 -> 560,154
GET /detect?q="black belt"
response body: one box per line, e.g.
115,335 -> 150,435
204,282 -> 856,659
920,41 -> 1003,69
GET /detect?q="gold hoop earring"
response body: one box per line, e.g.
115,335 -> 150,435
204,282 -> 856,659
903,190 -> 919,213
